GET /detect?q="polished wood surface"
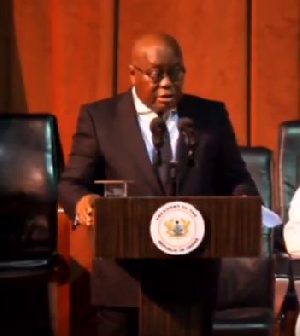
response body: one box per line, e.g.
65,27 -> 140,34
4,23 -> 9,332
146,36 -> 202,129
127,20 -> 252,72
94,196 -> 261,335
137,259 -> 219,336
95,196 -> 262,259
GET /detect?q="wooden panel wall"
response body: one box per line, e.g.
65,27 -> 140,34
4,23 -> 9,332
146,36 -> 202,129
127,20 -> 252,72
1,0 -> 299,159
251,0 -> 300,151
117,0 -> 249,144
0,0 -> 116,157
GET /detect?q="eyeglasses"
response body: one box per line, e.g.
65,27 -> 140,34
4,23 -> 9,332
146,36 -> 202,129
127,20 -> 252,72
132,64 -> 186,84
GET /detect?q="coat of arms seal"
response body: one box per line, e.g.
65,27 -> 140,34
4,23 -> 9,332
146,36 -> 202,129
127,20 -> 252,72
150,201 -> 205,255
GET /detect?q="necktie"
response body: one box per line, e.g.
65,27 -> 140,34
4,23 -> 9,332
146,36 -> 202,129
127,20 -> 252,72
152,116 -> 172,194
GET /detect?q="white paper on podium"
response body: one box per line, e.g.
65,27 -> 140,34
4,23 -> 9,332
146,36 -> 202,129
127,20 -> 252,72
262,206 -> 282,228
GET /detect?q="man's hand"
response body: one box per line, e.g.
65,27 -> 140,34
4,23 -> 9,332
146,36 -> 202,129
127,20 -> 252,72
76,194 -> 100,226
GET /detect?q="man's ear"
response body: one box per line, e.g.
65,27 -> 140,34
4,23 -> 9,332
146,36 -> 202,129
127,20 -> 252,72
129,64 -> 135,75
129,65 -> 136,85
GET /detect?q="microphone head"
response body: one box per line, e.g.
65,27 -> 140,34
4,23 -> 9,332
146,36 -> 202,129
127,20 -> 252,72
150,116 -> 166,149
150,116 -> 167,136
178,117 -> 194,133
156,111 -> 164,118
178,117 -> 197,147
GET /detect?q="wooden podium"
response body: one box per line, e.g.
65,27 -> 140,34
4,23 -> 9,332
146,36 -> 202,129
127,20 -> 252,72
94,196 -> 262,336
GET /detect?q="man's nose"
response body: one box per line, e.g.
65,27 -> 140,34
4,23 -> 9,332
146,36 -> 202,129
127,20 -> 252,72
158,73 -> 172,87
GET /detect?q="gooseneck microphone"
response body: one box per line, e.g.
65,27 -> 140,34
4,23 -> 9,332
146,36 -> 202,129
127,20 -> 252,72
178,117 -> 198,167
150,115 -> 177,195
150,116 -> 167,166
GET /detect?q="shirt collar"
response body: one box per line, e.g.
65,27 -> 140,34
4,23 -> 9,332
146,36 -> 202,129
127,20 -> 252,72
132,87 -> 151,114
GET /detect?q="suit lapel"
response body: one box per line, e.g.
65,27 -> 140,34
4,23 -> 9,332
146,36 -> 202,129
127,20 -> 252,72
176,98 -> 198,193
175,134 -> 189,192
115,92 -> 200,196
116,91 -> 164,195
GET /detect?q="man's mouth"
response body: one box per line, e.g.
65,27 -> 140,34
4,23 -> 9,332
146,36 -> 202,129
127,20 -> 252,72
157,94 -> 174,102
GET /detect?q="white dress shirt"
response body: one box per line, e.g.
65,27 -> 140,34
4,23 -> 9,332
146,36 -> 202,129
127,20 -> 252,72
284,188 -> 300,256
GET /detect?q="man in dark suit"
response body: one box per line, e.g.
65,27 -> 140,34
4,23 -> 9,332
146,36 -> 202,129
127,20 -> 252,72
59,33 -> 259,336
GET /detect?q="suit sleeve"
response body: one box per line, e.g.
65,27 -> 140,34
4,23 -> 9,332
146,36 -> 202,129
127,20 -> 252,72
217,104 -> 259,197
58,105 -> 103,219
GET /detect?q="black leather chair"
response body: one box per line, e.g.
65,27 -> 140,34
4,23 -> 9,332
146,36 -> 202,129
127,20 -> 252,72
214,259 -> 275,335
277,121 -> 300,335
0,114 -> 64,335
278,121 -> 300,222
241,146 -> 274,255
241,146 -> 274,209
213,146 -> 275,335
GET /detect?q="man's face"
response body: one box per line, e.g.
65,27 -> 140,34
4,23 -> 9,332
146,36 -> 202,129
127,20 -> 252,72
129,45 -> 185,114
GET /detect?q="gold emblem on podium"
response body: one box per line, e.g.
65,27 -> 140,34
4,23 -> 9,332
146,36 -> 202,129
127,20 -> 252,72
165,219 -> 190,237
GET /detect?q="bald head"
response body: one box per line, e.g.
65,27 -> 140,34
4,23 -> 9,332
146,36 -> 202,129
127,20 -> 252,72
129,33 -> 185,114
131,33 -> 183,66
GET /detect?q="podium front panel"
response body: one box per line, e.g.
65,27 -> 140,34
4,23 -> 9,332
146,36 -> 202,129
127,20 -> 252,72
94,196 -> 262,259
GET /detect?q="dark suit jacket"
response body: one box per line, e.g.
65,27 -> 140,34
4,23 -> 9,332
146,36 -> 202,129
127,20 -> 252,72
59,90 -> 259,307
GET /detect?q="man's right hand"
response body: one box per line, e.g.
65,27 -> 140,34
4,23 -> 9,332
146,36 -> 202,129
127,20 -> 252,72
75,194 -> 100,226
